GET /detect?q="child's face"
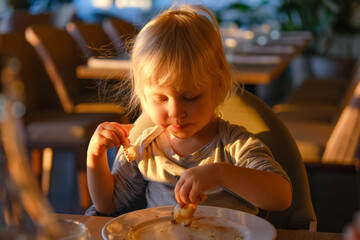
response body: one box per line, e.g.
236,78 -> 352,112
143,81 -> 217,139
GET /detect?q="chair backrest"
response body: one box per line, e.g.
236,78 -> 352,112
128,89 -> 317,230
25,24 -> 91,113
66,21 -> 118,59
51,3 -> 77,28
0,32 -> 62,114
102,17 -> 140,57
322,65 -> 360,164
1,11 -> 51,34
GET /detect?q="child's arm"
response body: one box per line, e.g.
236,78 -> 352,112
87,122 -> 132,214
174,162 -> 292,211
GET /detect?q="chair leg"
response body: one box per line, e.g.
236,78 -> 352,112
41,147 -> 53,196
32,146 -> 91,212
77,171 -> 91,212
75,147 -> 91,212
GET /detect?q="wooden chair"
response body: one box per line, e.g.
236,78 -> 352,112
125,89 -> 317,230
274,58 -> 360,232
66,21 -> 119,59
0,31 -> 125,212
321,73 -> 360,164
102,17 -> 140,57
273,58 -> 356,123
25,24 -> 127,117
273,59 -> 360,163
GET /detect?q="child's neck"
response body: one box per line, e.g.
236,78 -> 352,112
166,117 -> 219,157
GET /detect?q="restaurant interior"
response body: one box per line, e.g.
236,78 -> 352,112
0,0 -> 359,239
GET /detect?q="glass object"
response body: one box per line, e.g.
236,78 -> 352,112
52,219 -> 90,240
0,52 -> 62,239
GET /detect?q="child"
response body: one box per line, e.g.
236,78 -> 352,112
85,4 -> 292,216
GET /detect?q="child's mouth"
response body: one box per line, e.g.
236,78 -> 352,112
172,125 -> 182,130
171,124 -> 187,130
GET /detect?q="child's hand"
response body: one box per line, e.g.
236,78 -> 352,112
87,122 -> 133,157
174,163 -> 221,206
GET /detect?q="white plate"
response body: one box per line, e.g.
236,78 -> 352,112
102,206 -> 276,240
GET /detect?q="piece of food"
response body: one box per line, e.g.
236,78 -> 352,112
172,194 -> 207,226
122,124 -> 137,162
172,203 -> 198,226
123,144 -> 137,162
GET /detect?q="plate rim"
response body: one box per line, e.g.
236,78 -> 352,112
102,205 -> 277,240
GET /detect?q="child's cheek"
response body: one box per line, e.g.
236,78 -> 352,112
149,109 -> 167,126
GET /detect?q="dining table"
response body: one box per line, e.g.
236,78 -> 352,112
55,213 -> 344,240
76,31 -> 312,85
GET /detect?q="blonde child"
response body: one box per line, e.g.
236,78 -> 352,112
85,4 -> 292,216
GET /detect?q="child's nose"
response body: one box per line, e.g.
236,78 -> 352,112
168,99 -> 186,118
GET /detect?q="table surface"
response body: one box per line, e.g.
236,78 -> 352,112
55,213 -> 344,240
76,31 -> 312,85
77,59 -> 289,85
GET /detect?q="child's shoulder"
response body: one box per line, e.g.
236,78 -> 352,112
219,118 -> 247,134
219,118 -> 255,141
134,125 -> 163,148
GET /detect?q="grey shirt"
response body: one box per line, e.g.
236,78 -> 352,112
86,119 -> 290,216
86,118 -> 290,216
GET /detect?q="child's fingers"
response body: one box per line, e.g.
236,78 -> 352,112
178,181 -> 192,205
102,137 -> 117,149
175,171 -> 207,206
98,127 -> 122,147
175,178 -> 192,206
189,185 -> 203,203
112,123 -> 135,146
99,122 -> 131,146
174,178 -> 184,205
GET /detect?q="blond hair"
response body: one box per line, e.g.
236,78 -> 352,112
126,4 -> 233,115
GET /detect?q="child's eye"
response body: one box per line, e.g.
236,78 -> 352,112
153,95 -> 168,102
183,95 -> 200,101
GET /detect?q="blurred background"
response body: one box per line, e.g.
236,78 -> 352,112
0,0 -> 359,234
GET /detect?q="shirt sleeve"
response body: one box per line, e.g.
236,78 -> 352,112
111,149 -> 148,215
223,122 -> 291,183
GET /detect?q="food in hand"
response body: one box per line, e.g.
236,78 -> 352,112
124,144 -> 137,162
122,124 -> 137,162
172,194 -> 207,226
172,203 -> 198,226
